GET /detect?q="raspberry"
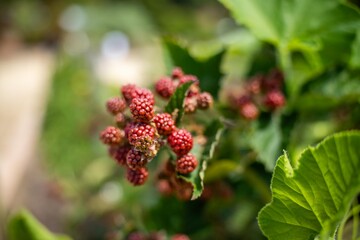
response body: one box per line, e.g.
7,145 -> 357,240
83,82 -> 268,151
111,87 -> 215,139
240,102 -> 259,120
128,123 -> 156,151
176,153 -> 198,174
155,77 -> 175,99
168,129 -> 193,156
121,84 -> 138,104
130,98 -> 154,122
126,167 -> 148,186
114,112 -> 126,128
264,90 -> 286,109
197,92 -> 213,110
184,97 -> 197,114
171,234 -> 190,240
106,97 -> 126,115
153,113 -> 175,135
171,67 -> 184,79
121,85 -> 155,105
126,148 -> 148,169
100,126 -> 123,145
109,145 -> 131,166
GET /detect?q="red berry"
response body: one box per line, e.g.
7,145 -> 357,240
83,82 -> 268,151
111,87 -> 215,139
155,77 -> 175,99
121,85 -> 155,105
126,167 -> 148,186
121,84 -> 138,104
114,112 -> 126,128
184,97 -> 197,114
109,145 -> 131,166
131,88 -> 155,105
171,67 -> 184,79
171,234 -> 190,240
264,90 -> 285,109
106,97 -> 126,115
233,94 -> 251,107
130,98 -> 154,122
240,102 -> 259,120
197,92 -> 213,110
176,153 -> 198,174
100,126 -> 123,145
126,148 -> 148,169
128,123 -> 156,152
153,113 -> 175,135
168,129 -> 193,156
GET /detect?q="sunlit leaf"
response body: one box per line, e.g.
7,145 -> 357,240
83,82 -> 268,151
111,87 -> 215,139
258,131 -> 360,240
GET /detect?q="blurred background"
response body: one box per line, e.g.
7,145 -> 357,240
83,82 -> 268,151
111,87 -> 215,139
0,0 -> 235,239
1,0 -> 359,239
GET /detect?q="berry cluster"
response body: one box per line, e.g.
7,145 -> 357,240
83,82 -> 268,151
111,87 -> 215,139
100,67 -> 212,187
228,69 -> 286,120
155,67 -> 213,114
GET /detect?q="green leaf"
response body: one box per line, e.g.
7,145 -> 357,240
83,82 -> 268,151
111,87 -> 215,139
164,81 -> 193,125
179,120 -> 225,200
220,0 -> 360,98
258,131 -> 360,240
163,38 -> 225,98
7,210 -> 72,240
250,114 -> 282,171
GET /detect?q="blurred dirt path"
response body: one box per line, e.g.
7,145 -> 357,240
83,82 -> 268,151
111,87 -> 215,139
0,47 -> 55,212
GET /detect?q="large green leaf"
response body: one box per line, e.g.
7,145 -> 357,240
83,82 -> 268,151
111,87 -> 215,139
7,210 -> 72,240
220,0 -> 360,98
163,38 -> 225,99
179,120 -> 224,200
258,131 -> 360,240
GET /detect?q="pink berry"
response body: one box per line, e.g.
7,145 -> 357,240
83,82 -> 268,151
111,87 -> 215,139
106,97 -> 126,115
171,67 -> 184,79
108,145 -> 131,166
128,123 -> 156,152
240,102 -> 259,120
126,148 -> 148,169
